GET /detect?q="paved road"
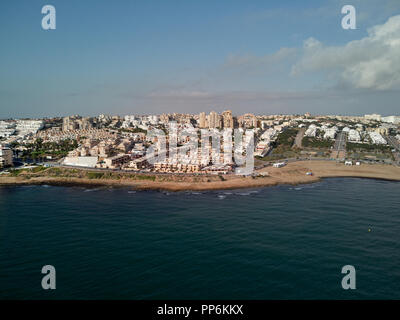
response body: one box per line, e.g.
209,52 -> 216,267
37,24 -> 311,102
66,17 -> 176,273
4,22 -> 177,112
385,135 -> 400,152
331,131 -> 347,159
385,135 -> 400,165
293,127 -> 306,148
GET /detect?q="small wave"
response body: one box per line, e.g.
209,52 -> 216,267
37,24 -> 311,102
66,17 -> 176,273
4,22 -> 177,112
128,191 -> 136,194
84,188 -> 100,192
41,185 -> 50,188
237,192 -> 250,196
218,195 -> 226,199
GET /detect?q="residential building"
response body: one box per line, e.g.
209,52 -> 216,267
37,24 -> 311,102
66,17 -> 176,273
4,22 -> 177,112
348,129 -> 361,142
199,112 -> 206,128
207,111 -> 220,129
222,110 -> 234,129
0,146 -> 13,168
369,132 -> 387,144
238,113 -> 257,129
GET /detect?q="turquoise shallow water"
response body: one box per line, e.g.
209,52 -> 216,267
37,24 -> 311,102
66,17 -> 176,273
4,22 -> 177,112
0,178 -> 399,299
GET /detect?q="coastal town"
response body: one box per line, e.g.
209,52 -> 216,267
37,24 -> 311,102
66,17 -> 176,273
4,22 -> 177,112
1,110 -> 400,189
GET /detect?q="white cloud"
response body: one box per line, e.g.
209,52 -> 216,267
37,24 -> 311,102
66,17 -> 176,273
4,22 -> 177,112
292,15 -> 400,90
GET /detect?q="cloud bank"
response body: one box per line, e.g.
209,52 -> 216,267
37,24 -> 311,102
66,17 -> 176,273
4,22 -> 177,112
292,15 -> 400,90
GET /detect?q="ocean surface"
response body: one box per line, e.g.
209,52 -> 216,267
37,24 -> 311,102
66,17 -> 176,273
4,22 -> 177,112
0,178 -> 399,300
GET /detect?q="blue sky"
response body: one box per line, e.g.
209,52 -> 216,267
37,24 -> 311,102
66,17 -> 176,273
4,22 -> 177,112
1,0 -> 400,118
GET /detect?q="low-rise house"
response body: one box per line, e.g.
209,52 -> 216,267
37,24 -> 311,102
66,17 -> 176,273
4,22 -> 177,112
103,154 -> 131,169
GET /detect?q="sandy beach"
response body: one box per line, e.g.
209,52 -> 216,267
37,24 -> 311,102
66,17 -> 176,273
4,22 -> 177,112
1,161 -> 400,191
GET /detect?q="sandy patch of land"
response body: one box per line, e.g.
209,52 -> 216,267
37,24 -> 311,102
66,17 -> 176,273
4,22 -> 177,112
288,160 -> 400,181
1,161 -> 399,191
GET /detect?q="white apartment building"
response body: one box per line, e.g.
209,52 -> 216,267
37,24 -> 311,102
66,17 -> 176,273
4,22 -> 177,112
364,114 -> 381,121
121,115 -> 140,128
15,120 -> 44,136
0,129 -> 15,138
0,121 -> 16,138
147,115 -> 159,125
305,124 -> 318,137
260,128 -> 277,140
323,127 -> 338,140
260,120 -> 274,129
62,156 -> 98,168
0,121 -> 15,129
364,114 -> 400,124
348,129 -> 361,142
369,132 -> 387,144
255,128 -> 277,157
381,116 -> 400,124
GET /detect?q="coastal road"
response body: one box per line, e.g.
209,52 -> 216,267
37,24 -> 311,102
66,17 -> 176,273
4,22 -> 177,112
385,135 -> 400,165
385,135 -> 400,152
331,131 -> 347,159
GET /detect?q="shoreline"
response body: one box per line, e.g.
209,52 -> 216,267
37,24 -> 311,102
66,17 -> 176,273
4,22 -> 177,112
2,176 -> 399,193
1,161 -> 400,191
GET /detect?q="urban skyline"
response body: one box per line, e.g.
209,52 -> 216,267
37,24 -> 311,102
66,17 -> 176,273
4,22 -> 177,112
1,109 -> 399,171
